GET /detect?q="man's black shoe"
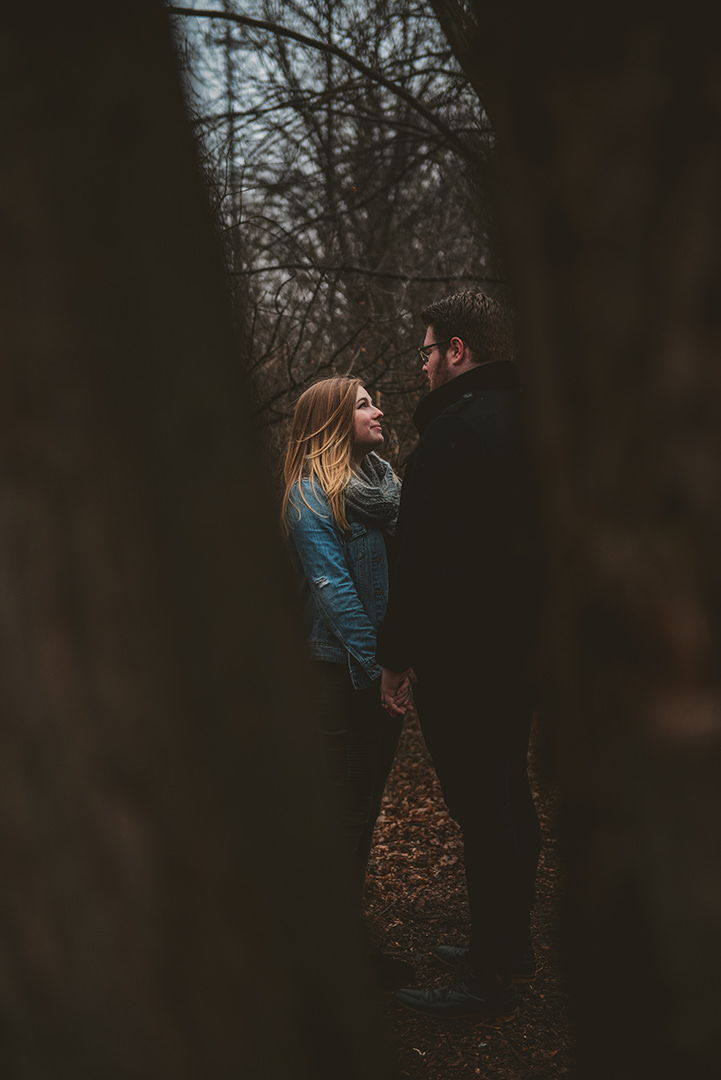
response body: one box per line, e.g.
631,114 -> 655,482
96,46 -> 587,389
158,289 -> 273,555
394,973 -> 518,1024
433,944 -> 537,985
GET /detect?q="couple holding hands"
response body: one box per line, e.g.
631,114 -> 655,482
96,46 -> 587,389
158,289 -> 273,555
282,291 -> 542,1024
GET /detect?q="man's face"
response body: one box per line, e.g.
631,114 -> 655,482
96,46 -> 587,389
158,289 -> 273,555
422,326 -> 451,392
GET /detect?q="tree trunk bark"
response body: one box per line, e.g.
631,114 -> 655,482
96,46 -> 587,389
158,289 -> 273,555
0,3 -> 391,1077
462,2 -> 721,1076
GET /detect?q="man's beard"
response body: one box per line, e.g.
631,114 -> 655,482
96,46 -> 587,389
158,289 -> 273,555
428,354 -> 449,392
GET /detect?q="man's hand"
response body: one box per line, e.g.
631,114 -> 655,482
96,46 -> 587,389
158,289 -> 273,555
381,667 -> 417,717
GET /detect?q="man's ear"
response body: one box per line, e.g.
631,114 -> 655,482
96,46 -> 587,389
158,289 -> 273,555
447,336 -> 466,366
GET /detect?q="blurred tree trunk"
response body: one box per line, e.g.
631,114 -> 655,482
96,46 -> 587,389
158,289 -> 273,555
0,2 -> 391,1078
449,1 -> 721,1076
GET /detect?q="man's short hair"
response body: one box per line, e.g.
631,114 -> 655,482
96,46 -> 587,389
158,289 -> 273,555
421,291 -> 513,365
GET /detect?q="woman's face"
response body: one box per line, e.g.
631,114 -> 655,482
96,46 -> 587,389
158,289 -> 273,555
353,385 -> 384,457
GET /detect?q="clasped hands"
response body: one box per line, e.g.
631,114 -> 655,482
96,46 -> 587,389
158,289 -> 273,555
381,666 -> 417,716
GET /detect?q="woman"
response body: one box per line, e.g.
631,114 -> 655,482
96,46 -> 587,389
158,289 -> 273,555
282,375 -> 403,913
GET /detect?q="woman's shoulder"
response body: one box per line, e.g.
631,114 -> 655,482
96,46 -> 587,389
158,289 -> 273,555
287,477 -> 332,519
294,476 -> 328,499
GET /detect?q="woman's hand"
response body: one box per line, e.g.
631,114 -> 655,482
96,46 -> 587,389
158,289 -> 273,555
381,667 -> 417,716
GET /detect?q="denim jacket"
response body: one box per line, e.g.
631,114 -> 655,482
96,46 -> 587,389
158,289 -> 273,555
286,479 -> 389,689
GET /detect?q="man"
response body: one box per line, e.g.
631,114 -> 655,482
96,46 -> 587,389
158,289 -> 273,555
376,291 -> 542,1023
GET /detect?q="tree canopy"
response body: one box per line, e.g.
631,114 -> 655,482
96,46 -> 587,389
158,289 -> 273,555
170,0 -> 503,466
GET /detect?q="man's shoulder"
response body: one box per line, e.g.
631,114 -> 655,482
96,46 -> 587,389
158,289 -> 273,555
445,379 -> 522,433
442,387 -> 482,419
420,389 -> 488,442
413,390 -> 522,477
417,406 -> 465,446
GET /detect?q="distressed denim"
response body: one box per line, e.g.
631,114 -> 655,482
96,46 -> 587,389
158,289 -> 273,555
287,479 -> 389,688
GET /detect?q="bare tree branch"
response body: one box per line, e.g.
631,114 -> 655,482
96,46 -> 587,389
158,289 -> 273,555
168,5 -> 481,164
228,261 -> 502,284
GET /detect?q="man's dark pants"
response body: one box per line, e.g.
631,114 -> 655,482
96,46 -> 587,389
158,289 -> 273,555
413,658 -> 541,978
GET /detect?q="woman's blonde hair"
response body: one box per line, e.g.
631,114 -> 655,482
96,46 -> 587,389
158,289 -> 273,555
282,375 -> 364,534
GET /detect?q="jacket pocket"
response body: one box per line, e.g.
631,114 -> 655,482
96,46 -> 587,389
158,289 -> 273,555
344,522 -> 368,566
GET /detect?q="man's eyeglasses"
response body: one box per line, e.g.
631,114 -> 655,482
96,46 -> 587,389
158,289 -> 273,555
417,340 -> 450,364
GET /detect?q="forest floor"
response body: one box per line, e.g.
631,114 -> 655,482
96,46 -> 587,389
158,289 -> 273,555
364,710 -> 575,1080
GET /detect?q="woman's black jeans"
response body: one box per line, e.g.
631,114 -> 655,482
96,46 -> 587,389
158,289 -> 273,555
314,661 -> 402,910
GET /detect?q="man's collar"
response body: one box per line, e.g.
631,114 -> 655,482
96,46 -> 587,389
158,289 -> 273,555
413,361 -> 518,435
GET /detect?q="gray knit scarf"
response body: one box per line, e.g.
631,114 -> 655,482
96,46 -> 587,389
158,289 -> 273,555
345,452 -> 401,535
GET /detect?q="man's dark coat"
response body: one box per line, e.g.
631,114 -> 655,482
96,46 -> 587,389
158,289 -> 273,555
376,361 -> 540,680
